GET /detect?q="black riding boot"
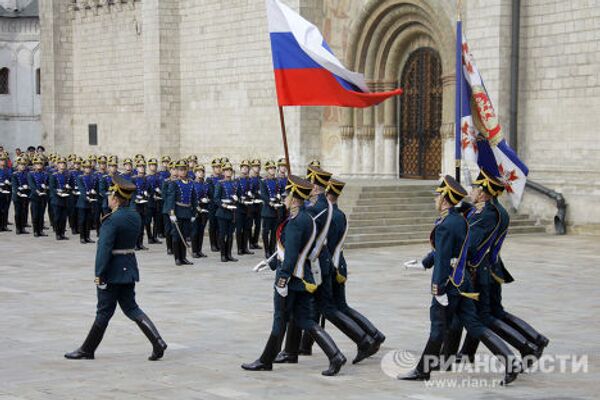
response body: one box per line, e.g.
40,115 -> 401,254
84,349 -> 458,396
173,239 -> 183,266
441,327 -> 463,369
241,333 -> 281,371
344,307 -> 386,351
210,224 -> 219,252
243,230 -> 254,254
197,228 -> 207,257
399,338 -> 442,380
147,224 -> 160,244
490,319 -> 541,370
166,235 -> 173,255
220,236 -> 228,262
274,321 -> 301,364
298,327 -> 315,355
180,241 -> 193,265
262,234 -> 271,259
227,235 -> 238,262
327,311 -> 377,364
502,312 -> 549,350
192,232 -> 201,258
309,324 -> 346,376
64,323 -> 106,359
236,231 -> 244,256
135,313 -> 168,361
479,329 -> 521,385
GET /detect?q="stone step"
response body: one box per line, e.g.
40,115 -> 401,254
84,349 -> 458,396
352,203 -> 435,213
348,216 -> 434,227
355,196 -> 433,206
350,210 -> 437,220
345,231 -> 432,244
358,190 -> 434,199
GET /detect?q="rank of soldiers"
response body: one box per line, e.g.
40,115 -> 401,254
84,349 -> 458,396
0,150 -> 549,385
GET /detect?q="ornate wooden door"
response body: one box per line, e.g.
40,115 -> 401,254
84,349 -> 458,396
398,48 -> 443,179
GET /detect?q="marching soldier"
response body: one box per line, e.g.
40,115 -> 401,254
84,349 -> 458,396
277,167 -> 378,364
242,175 -> 346,376
489,192 -> 550,357
215,162 -> 239,263
49,156 -> 71,240
399,175 -> 520,385
146,158 -> 163,244
191,165 -> 210,258
260,160 -> 283,259
28,157 -> 50,237
164,160 -> 196,266
206,158 -> 223,252
76,160 -> 98,244
450,170 -> 542,367
326,179 -> 385,351
64,175 -> 167,361
132,161 -> 150,251
161,161 -> 178,256
249,159 -> 262,250
236,160 -> 254,256
11,157 -> 30,235
0,152 -> 13,232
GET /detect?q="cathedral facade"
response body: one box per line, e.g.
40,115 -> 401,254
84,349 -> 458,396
39,0 -> 600,229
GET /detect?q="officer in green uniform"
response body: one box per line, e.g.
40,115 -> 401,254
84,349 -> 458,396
65,175 -> 167,361
399,175 -> 520,385
241,175 -> 346,376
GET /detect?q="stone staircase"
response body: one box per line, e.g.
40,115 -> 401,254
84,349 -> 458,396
340,182 -> 546,249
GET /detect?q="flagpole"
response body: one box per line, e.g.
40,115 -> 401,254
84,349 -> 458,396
454,0 -> 463,183
278,106 -> 292,176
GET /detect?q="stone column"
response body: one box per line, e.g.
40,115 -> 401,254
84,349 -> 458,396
382,80 -> 398,178
361,81 -> 376,176
441,74 -> 456,176
339,125 -> 354,178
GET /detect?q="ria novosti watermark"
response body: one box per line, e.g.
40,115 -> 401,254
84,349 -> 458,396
381,349 -> 589,387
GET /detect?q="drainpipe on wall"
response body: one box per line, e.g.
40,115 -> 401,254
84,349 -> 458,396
510,0 -> 520,151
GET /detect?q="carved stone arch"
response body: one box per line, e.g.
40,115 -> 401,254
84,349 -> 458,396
339,0 -> 456,178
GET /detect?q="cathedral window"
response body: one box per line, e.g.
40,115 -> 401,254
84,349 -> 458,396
36,68 -> 41,95
0,68 -> 9,95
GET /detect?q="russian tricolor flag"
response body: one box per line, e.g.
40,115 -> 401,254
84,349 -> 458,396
267,0 -> 402,107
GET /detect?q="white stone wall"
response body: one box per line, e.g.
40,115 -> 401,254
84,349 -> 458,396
69,3 -> 145,157
0,16 -> 41,154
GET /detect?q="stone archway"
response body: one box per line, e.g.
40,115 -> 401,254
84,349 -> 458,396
338,0 -> 456,179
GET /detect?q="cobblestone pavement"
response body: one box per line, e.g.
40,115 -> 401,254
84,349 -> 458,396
0,230 -> 598,399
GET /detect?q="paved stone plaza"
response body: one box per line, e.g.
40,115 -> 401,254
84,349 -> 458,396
0,231 -> 598,399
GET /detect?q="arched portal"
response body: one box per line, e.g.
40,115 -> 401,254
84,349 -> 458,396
399,47 -> 442,179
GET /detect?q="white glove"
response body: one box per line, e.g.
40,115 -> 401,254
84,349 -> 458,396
191,217 -> 196,223
22,185 -> 28,190
143,190 -> 148,197
201,198 -> 209,204
3,179 -> 9,184
90,189 -> 96,194
434,294 -> 449,307
275,284 -> 288,298
41,184 -> 47,189
226,205 -> 237,210
170,215 -> 177,223
404,259 -> 425,270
